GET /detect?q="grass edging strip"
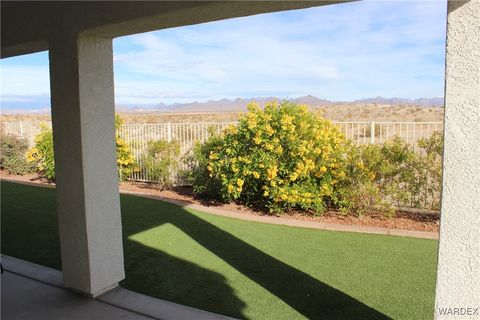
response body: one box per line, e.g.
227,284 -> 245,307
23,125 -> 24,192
0,177 -> 438,240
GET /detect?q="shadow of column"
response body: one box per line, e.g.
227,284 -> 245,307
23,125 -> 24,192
121,195 -> 390,320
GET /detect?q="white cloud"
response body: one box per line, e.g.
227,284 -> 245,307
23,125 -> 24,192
0,64 -> 50,96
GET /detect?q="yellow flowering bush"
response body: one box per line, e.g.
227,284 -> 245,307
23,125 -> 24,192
116,137 -> 136,181
26,115 -> 136,182
26,126 -> 56,181
193,101 -> 349,214
115,115 -> 137,181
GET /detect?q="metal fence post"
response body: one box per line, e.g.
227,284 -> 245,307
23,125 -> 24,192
19,121 -> 24,136
370,121 -> 375,144
167,122 -> 172,142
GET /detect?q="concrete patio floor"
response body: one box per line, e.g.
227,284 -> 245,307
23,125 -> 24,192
1,255 -> 235,320
1,271 -> 152,320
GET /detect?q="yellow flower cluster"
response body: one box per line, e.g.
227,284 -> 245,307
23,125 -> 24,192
266,166 -> 278,180
116,137 -> 137,180
25,127 -> 56,180
26,146 -> 44,171
117,139 -> 135,165
269,187 -> 319,206
25,147 -> 40,162
209,152 -> 219,160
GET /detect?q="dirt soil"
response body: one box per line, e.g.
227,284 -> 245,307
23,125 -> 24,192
1,171 -> 439,233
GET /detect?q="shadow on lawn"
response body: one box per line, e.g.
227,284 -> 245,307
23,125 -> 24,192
121,195 -> 390,320
1,182 -> 389,320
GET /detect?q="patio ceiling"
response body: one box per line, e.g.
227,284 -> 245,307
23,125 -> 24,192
1,1 -> 347,58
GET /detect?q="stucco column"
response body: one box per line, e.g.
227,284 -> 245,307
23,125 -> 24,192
435,0 -> 480,318
48,33 -> 125,296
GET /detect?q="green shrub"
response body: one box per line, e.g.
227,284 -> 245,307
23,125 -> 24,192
335,138 -> 420,216
336,134 -> 443,215
369,137 -> 421,206
0,134 -> 35,175
333,142 -> 382,216
192,101 -> 349,214
188,130 -> 225,197
141,140 -> 180,189
416,131 -> 443,209
26,127 -> 55,181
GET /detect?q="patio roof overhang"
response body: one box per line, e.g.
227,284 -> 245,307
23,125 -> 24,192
1,0 -> 346,58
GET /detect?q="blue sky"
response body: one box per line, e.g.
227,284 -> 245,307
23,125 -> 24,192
0,0 -> 447,112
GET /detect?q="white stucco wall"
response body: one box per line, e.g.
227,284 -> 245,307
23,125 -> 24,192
435,0 -> 480,319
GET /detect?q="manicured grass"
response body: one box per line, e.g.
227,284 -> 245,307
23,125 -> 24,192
1,181 -> 438,319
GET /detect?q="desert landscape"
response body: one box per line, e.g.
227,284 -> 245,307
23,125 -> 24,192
116,104 -> 444,123
0,96 -> 444,124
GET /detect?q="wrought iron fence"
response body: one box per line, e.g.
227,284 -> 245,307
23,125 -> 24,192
116,122 -> 235,182
1,121 -> 52,147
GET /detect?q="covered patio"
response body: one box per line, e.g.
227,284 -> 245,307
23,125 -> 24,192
1,1 -> 479,319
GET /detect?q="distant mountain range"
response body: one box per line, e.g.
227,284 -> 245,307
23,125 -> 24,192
118,95 -> 444,113
351,96 -> 444,107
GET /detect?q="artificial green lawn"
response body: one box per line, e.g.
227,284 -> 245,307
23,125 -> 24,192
1,181 -> 438,319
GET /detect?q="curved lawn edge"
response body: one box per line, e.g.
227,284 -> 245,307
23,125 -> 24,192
0,177 -> 438,240
121,189 -> 439,240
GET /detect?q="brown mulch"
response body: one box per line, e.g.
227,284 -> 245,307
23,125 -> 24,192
1,171 -> 439,233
